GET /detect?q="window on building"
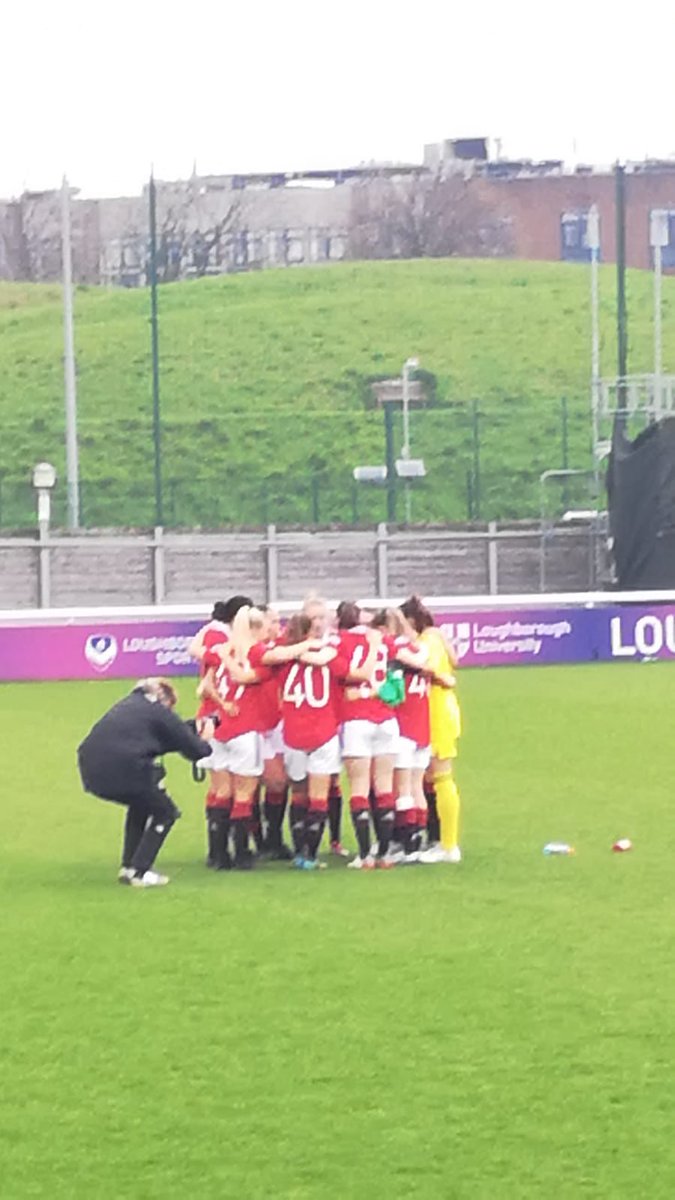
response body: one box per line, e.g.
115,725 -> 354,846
650,210 -> 675,268
560,211 -> 594,263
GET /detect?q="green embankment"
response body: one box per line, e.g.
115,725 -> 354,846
0,259 -> 668,526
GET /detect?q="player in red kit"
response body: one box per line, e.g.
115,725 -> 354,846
302,593 -> 348,856
278,614 -> 381,868
370,611 -> 432,864
254,605 -> 292,860
189,598 -> 250,869
334,600 -> 400,868
200,607 -> 322,869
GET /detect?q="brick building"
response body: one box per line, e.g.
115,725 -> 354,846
484,165 -> 675,270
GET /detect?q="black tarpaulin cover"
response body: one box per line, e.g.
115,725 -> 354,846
607,416 -> 675,588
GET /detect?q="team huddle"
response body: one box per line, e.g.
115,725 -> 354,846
190,593 -> 463,872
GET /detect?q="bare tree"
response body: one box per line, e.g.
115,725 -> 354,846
347,172 -> 512,261
153,185 -> 241,282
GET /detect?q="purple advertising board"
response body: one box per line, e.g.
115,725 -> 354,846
1,602 -> 675,681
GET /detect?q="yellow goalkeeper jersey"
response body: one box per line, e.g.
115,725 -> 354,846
419,626 -> 462,758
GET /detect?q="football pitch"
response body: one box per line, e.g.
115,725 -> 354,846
2,663 -> 675,1199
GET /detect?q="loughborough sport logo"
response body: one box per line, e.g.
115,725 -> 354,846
84,634 -> 119,672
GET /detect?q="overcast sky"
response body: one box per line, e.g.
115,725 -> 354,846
3,0 -> 675,198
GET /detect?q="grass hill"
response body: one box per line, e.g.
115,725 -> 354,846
0,259 -> 671,528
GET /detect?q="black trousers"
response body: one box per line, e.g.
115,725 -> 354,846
80,758 -> 181,875
118,787 -> 181,873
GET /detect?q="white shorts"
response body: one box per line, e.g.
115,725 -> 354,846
197,732 -> 262,777
341,717 -> 399,759
262,721 -> 285,761
395,737 -> 431,771
284,735 -> 341,783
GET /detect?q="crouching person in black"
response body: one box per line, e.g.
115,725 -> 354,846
77,677 -> 213,888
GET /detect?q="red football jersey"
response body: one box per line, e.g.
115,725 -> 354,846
338,628 -> 393,725
280,654 -> 350,751
393,636 -> 431,748
248,639 -> 282,733
197,624 -> 229,719
212,651 -> 273,741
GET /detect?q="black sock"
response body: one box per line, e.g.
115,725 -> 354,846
263,790 -> 287,849
305,814 -> 326,861
251,793 -> 264,852
376,808 -> 395,857
352,809 -> 371,859
403,823 -> 417,855
232,819 -> 251,864
122,806 -> 148,868
206,807 -> 231,868
328,789 -> 342,843
290,803 -> 308,856
425,786 -> 440,844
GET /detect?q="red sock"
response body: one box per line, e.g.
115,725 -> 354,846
374,792 -> 394,811
231,799 -> 253,822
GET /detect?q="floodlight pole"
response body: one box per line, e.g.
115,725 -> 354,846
650,209 -> 668,420
587,205 -> 601,490
401,357 -> 418,524
61,176 -> 80,529
149,173 -> 163,526
615,164 -> 628,414
383,403 -> 397,522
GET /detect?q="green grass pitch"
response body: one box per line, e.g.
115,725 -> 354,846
2,663 -> 675,1198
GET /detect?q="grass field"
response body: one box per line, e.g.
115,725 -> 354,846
2,259 -> 673,526
2,662 -> 675,1198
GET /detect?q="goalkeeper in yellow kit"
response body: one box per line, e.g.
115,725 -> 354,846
400,596 -> 462,864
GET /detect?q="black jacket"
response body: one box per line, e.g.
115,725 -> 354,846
77,690 -> 211,799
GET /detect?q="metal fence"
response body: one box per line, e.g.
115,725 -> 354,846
0,521 -> 610,610
0,397 -> 594,531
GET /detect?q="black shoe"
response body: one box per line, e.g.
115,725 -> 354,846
214,852 -> 233,871
233,850 -> 255,871
268,843 -> 294,861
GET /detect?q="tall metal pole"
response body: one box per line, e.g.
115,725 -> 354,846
61,177 -> 80,529
384,403 -> 397,522
402,361 -> 411,459
149,174 -> 163,525
654,239 -> 663,418
402,360 -> 411,523
650,209 -> 667,420
615,165 -> 628,409
587,204 -> 601,489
